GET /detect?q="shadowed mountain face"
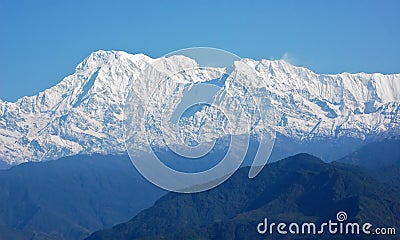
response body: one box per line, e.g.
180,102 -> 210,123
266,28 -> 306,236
337,138 -> 400,187
87,153 -> 400,240
0,160 -> 10,170
338,138 -> 400,169
0,154 -> 165,240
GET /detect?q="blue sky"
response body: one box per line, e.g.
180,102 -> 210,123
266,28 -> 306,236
1,0 -> 399,101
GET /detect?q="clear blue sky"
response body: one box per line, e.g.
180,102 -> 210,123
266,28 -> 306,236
1,0 -> 399,101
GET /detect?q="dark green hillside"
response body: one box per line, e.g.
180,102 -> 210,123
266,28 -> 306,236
88,153 -> 400,240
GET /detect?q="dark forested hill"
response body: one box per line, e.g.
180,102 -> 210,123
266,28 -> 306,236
88,153 -> 400,240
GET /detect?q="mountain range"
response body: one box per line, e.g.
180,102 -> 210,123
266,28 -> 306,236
1,50 -> 399,165
0,139 -> 398,240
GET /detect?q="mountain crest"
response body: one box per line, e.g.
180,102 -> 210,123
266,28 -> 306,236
0,51 -> 399,165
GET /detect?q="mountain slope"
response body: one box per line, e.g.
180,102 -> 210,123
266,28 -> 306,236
337,138 -> 400,186
0,51 -> 151,164
87,153 -> 400,240
0,50 -> 399,165
338,138 -> 400,168
0,154 -> 165,240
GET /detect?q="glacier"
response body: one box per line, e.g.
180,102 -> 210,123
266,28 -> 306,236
0,50 -> 399,165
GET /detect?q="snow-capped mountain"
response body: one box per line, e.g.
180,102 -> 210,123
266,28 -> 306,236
0,50 -> 399,165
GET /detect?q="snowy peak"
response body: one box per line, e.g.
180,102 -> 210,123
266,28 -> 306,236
0,50 -> 152,164
0,51 -> 399,165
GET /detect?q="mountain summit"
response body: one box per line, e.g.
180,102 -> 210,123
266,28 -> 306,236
0,50 -> 399,165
